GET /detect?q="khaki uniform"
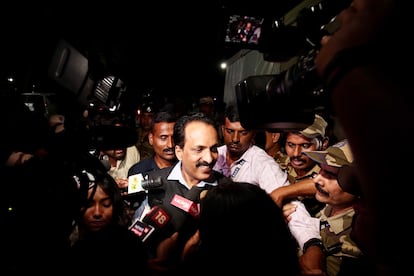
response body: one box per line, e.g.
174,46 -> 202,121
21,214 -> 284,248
317,206 -> 362,276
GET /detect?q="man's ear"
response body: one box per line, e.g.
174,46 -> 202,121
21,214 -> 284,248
175,145 -> 183,161
272,132 -> 281,143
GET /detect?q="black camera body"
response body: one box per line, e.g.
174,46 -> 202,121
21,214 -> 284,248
236,49 -> 328,131
234,0 -> 351,131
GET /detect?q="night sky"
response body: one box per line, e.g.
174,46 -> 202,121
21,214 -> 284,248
1,0 -> 302,109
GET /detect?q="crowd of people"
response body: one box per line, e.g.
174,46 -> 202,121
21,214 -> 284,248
1,0 -> 409,275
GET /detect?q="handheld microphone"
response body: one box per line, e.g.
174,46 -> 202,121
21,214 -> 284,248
170,194 -> 199,219
142,205 -> 172,229
142,176 -> 163,190
130,185 -> 207,254
123,175 -> 163,209
169,186 -> 208,244
130,204 -> 175,256
127,174 -> 163,194
133,204 -> 177,240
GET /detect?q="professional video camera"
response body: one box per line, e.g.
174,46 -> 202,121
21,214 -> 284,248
236,48 -> 327,131
232,0 -> 350,131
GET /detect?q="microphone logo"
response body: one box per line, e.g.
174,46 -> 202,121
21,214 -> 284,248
127,174 -> 163,194
128,173 -> 145,193
129,220 -> 155,242
170,194 -> 200,218
147,206 -> 170,228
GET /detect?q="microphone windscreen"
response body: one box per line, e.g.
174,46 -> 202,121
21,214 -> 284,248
141,176 -> 163,190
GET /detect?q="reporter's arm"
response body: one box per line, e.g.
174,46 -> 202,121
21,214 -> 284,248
287,200 -> 320,250
271,178 -> 316,207
300,245 -> 326,276
287,201 -> 325,274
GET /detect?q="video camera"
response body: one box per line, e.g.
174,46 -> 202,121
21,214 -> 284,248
236,48 -> 326,131
231,0 -> 350,131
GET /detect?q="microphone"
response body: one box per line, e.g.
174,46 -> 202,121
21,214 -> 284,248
170,194 -> 199,219
123,175 -> 163,209
142,176 -> 163,190
169,186 -> 207,243
130,185 -> 207,255
130,205 -> 173,241
130,205 -> 175,256
127,174 -> 163,194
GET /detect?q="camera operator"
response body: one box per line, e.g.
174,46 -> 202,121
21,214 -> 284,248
312,0 -> 410,274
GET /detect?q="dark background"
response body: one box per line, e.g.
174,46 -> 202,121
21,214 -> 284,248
0,0 -> 303,111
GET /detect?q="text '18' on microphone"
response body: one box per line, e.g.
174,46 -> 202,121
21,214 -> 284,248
129,185 -> 205,254
129,204 -> 174,253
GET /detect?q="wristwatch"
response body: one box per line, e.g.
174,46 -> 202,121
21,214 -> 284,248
303,238 -> 325,254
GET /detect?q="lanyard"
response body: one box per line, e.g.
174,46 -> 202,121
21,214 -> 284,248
231,159 -> 246,178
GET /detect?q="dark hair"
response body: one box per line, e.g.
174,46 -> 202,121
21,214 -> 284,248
150,111 -> 176,132
173,113 -> 217,148
254,130 -> 266,150
196,181 -> 300,275
74,166 -> 129,226
223,104 -> 240,123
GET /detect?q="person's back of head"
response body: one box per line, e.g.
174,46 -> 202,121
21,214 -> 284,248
196,180 -> 300,275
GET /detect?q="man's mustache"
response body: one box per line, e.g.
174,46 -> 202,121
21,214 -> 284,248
196,161 -> 213,168
163,148 -> 174,153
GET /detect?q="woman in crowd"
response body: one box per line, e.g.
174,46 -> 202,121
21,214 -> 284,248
68,165 -> 148,275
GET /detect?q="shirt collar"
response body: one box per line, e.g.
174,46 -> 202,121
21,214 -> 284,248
168,161 -> 218,189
